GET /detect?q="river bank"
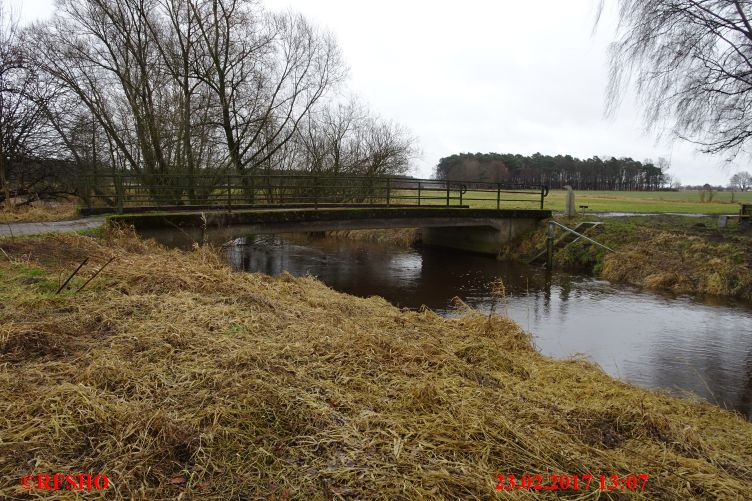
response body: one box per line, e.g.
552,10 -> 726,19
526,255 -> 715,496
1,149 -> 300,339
542,215 -> 752,301
1,228 -> 751,499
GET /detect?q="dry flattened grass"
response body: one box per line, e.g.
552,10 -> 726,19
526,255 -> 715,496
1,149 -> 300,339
602,232 -> 752,300
0,202 -> 80,223
0,228 -> 751,499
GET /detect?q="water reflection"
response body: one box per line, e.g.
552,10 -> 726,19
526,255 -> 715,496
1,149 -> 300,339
145,229 -> 752,419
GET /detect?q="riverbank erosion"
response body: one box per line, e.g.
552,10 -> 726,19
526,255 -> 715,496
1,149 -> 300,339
1,229 -> 751,499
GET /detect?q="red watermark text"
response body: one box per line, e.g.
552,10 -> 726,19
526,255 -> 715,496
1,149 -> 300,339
20,474 -> 109,491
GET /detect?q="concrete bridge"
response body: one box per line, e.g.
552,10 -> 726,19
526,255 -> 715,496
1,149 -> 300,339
110,207 -> 552,255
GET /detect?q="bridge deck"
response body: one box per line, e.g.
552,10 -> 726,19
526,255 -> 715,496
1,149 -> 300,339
108,207 -> 552,233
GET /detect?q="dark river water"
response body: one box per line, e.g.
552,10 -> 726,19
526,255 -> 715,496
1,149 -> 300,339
144,229 -> 752,419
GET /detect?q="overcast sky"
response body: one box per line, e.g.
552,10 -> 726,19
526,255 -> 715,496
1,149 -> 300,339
12,0 -> 749,185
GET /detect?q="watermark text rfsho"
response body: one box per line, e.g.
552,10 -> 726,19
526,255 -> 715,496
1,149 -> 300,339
21,473 -> 109,491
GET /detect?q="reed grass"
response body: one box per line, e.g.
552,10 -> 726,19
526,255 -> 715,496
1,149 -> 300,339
0,227 -> 750,499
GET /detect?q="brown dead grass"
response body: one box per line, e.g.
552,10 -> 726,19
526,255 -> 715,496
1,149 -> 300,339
0,202 -> 79,223
325,228 -> 420,248
602,232 -> 752,300
0,228 -> 751,499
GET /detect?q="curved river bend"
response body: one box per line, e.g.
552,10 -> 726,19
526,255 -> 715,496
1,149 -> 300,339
145,230 -> 752,419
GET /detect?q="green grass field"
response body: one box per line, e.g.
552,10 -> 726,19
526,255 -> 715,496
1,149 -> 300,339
451,189 -> 752,214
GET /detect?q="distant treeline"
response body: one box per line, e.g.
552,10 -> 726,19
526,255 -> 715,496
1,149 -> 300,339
435,153 -> 668,190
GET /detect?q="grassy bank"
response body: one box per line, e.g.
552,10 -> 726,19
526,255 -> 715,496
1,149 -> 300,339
1,229 -> 751,499
516,215 -> 752,301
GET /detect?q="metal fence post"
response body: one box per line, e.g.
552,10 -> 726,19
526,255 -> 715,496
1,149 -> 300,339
546,221 -> 555,269
115,172 -> 123,214
314,176 -> 318,208
86,174 -> 93,209
227,174 -> 232,211
250,175 -> 255,205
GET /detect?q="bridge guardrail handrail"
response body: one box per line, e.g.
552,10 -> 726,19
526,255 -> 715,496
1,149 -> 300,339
80,173 -> 549,212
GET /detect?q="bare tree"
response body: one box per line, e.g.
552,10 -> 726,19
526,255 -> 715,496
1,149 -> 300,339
603,1 -> 752,158
295,98 -> 416,177
30,0 -> 171,179
355,118 -> 416,177
0,0 -> 22,208
190,1 -> 346,179
295,98 -> 364,175
30,0 -> 230,204
16,0 -> 411,209
146,0 -> 226,202
0,0 -> 59,209
731,170 -> 752,190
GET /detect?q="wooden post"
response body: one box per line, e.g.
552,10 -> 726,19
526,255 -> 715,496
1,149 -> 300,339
417,182 -> 421,206
497,184 -> 501,210
386,177 -> 391,207
446,180 -> 450,207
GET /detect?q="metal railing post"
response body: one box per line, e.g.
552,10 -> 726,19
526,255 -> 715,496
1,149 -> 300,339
250,175 -> 255,205
546,221 -> 555,269
115,172 -> 123,214
227,174 -> 232,211
75,174 -> 549,211
86,174 -> 93,209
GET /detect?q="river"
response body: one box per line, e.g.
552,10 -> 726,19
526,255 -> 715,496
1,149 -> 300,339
144,229 -> 752,419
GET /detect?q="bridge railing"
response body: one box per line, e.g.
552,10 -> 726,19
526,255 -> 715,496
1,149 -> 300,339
82,173 -> 548,212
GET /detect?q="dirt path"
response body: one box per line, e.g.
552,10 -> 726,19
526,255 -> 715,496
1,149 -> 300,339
0,216 -> 106,237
